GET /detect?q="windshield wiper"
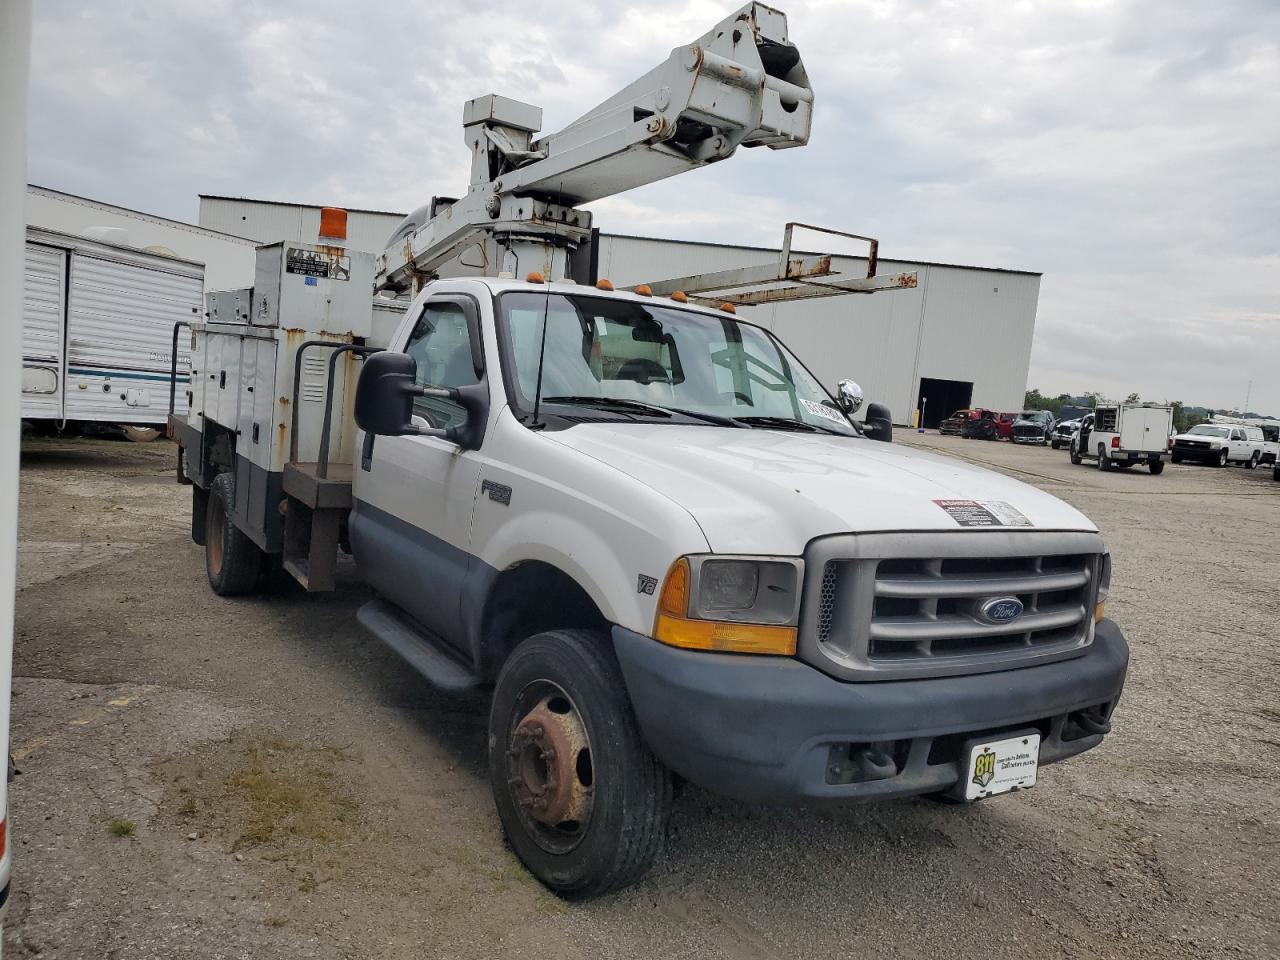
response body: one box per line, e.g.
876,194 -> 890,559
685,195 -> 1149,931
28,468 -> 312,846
734,415 -> 847,435
542,396 -> 740,426
543,396 -> 673,417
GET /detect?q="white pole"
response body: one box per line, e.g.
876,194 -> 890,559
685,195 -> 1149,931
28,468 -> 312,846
0,0 -> 34,934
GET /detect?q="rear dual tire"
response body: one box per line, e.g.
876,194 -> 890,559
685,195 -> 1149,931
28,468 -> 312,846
205,472 -> 263,596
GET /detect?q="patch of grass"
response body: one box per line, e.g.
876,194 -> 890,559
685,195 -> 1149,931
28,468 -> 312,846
177,797 -> 198,816
108,818 -> 135,837
224,737 -> 357,848
263,915 -> 289,928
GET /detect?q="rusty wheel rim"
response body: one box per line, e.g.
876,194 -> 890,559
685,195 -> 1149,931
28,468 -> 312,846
208,491 -> 225,578
504,682 -> 595,854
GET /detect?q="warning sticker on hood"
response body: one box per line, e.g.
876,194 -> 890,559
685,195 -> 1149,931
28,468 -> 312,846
933,499 -> 1033,528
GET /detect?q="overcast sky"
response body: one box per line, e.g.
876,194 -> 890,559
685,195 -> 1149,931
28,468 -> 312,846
27,0 -> 1280,414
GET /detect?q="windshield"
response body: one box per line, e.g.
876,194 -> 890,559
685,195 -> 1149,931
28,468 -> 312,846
1187,425 -> 1229,438
497,292 -> 857,435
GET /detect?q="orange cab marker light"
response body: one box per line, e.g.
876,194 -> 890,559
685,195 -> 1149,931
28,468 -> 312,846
719,301 -> 736,314
318,207 -> 348,241
671,291 -> 689,303
595,278 -> 614,291
526,271 -> 545,284
635,284 -> 653,297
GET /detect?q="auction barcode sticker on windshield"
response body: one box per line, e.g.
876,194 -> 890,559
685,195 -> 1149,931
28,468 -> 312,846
799,398 -> 846,425
933,499 -> 1033,527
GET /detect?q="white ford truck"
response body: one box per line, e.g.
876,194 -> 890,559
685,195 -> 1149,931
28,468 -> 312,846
167,4 -> 1128,898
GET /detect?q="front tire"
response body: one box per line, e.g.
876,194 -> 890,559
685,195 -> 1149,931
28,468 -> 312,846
489,630 -> 672,899
1171,454 -> 1182,464
206,472 -> 262,596
1216,448 -> 1228,468
1051,439 -> 1061,450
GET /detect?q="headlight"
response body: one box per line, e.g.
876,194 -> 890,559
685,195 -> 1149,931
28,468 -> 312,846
654,556 -> 801,655
1095,552 -> 1112,622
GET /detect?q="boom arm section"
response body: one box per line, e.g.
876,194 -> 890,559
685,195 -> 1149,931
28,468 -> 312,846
377,3 -> 812,293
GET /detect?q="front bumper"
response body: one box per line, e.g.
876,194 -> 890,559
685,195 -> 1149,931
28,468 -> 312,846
612,619 -> 1129,803
1172,445 -> 1218,461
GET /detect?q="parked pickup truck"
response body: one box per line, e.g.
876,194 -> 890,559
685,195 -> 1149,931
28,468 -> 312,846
1012,410 -> 1055,444
1171,423 -> 1265,468
1071,403 -> 1173,474
170,240 -> 1130,898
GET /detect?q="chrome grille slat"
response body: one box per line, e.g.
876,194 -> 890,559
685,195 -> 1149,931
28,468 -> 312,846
874,568 -> 1088,598
870,604 -> 1085,642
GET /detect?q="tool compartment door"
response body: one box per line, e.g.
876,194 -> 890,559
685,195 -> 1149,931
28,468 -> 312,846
22,242 -> 67,419
1120,407 -> 1169,454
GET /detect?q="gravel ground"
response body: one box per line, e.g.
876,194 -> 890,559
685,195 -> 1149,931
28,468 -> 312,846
4,433 -> 1278,959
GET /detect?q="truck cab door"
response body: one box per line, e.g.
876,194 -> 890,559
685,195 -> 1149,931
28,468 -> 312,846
350,295 -> 488,652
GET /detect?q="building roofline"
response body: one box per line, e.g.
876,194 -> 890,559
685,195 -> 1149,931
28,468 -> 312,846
198,194 -> 409,218
28,184 -> 258,245
598,230 -> 1043,277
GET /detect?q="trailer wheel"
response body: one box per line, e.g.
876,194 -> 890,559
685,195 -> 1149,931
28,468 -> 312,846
206,472 -> 262,596
120,424 -> 161,443
489,630 -> 672,899
1149,459 -> 1165,475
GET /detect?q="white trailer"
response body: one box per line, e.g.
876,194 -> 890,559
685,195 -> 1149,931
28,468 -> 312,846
1070,402 -> 1173,474
20,226 -> 202,440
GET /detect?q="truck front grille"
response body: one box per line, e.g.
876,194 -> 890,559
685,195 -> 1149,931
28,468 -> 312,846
803,531 -> 1103,681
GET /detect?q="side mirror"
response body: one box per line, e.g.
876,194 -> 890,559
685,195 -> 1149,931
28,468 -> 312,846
354,351 -> 490,450
836,379 -> 864,415
355,352 -> 421,437
864,402 -> 893,443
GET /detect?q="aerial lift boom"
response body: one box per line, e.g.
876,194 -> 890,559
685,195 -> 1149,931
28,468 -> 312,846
376,3 -> 912,299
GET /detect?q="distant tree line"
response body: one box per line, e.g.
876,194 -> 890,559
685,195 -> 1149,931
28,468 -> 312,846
1022,389 -> 1225,433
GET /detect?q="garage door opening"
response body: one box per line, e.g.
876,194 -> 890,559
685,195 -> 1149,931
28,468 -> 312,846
918,378 -> 973,429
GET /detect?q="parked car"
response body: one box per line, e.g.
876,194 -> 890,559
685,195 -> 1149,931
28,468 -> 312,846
1171,423 -> 1265,468
938,408 -> 972,436
1012,410 -> 1055,444
1051,418 -> 1081,450
960,408 -> 1016,441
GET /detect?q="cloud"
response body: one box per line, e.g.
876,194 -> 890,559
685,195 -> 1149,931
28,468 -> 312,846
27,0 -> 1280,413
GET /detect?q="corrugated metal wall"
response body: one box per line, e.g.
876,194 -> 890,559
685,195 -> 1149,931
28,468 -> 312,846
198,197 -> 405,256
596,235 -> 1039,421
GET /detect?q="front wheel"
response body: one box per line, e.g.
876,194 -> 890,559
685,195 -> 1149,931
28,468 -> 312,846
489,630 -> 672,899
1171,454 -> 1182,464
1051,439 -> 1060,450
1215,448 -> 1228,468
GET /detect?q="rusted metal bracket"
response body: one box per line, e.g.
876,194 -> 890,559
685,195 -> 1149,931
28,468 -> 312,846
637,222 -> 918,305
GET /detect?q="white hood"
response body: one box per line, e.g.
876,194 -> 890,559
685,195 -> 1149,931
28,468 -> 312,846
550,424 -> 1097,554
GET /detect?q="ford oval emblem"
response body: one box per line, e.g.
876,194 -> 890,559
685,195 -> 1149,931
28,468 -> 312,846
979,597 -> 1024,624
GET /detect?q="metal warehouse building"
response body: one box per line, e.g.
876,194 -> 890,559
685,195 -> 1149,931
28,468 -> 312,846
29,187 -> 1041,426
